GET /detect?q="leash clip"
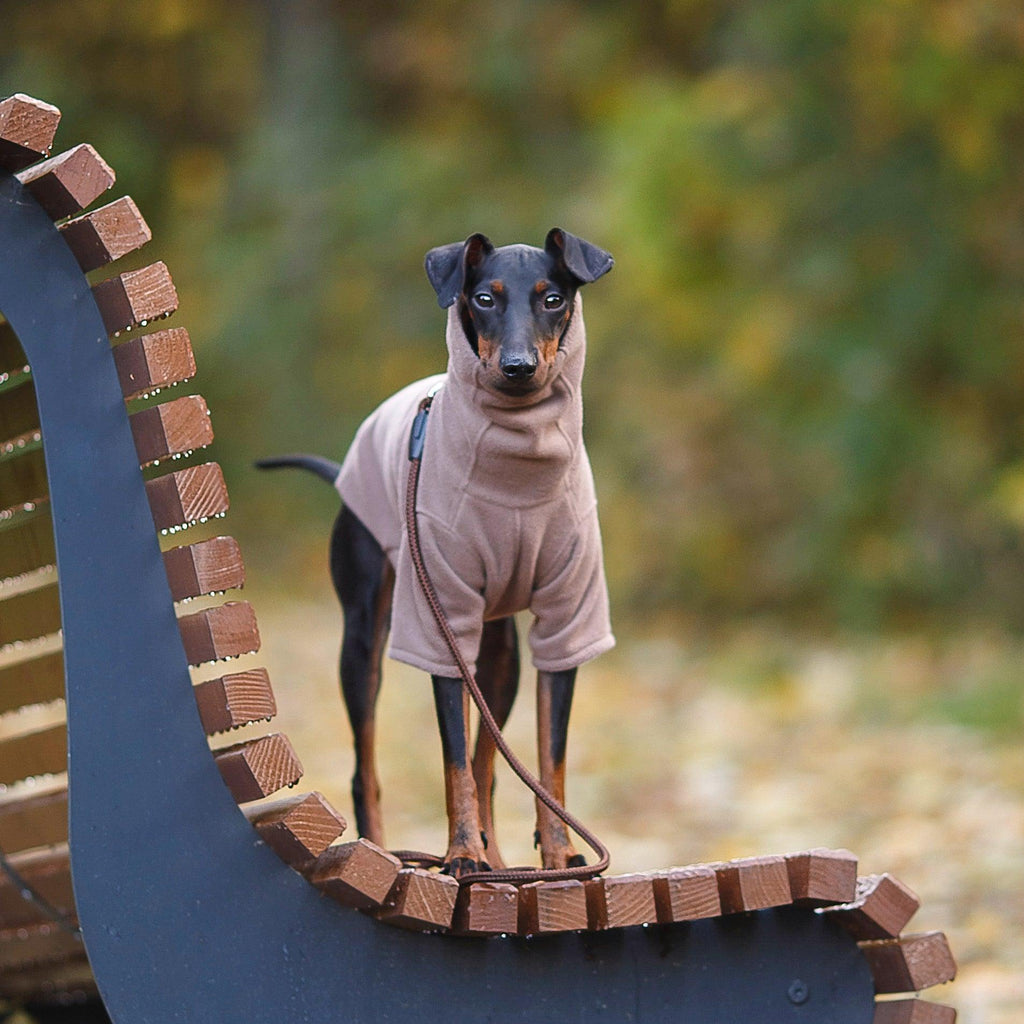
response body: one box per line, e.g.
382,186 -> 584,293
408,383 -> 442,462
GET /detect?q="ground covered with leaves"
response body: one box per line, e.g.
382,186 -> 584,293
249,598 -> 1023,1024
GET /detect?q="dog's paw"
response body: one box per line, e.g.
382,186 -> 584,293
442,856 -> 491,879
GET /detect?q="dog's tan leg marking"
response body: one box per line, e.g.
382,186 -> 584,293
535,669 -> 582,870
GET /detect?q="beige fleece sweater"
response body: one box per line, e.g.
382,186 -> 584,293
335,295 -> 614,677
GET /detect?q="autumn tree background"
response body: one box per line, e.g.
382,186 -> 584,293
2,3 -> 1022,1019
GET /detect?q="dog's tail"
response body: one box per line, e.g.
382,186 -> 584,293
254,454 -> 342,486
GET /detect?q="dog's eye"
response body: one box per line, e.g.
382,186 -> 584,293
473,292 -> 495,309
544,293 -> 565,310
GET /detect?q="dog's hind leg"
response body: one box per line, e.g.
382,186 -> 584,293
536,668 -> 585,870
471,616 -> 520,870
331,505 -> 393,847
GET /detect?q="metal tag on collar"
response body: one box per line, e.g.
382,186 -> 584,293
408,381 -> 443,462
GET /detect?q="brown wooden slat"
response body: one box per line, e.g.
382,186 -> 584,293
0,722 -> 66,787
146,462 -> 229,534
0,647 -> 64,715
213,732 -> 302,803
0,371 -> 40,439
0,503 -> 55,580
826,873 -> 922,940
517,879 -> 588,934
193,667 -> 276,734
585,873 -> 658,930
0,844 -> 74,930
164,536 -> 245,603
0,582 -> 60,646
58,196 -> 151,273
861,932 -> 957,995
0,777 -> 68,853
244,791 -> 346,869
453,882 -> 518,936
309,839 -> 402,910
0,94 -> 60,172
15,143 -> 115,221
651,866 -> 721,923
714,855 -> 793,914
873,1000 -> 957,1024
0,424 -> 48,512
785,848 -> 858,907
129,393 -> 213,467
92,262 -> 178,336
179,601 -> 260,666
0,922 -> 81,971
375,868 -> 458,932
114,326 -> 196,401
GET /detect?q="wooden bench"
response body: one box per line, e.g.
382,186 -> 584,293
0,92 -> 957,1023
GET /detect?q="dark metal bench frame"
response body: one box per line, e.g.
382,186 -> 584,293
0,164 -> 877,1023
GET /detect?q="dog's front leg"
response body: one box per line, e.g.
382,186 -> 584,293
536,668 -> 586,870
432,675 -> 490,878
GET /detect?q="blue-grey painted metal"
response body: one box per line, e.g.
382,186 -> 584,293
0,168 -> 876,1023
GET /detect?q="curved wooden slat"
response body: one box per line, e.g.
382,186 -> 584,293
59,195 -> 151,272
0,94 -> 60,172
129,393 -> 213,467
113,327 -> 196,401
193,667 -> 276,734
92,261 -> 178,336
244,792 -> 346,869
212,733 -> 302,803
14,143 -> 115,221
861,932 -> 957,995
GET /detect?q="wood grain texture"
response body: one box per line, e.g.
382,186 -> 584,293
826,873 -> 922,940
517,879 -> 588,934
178,600 -> 260,665
0,648 -> 64,716
0,94 -> 60,171
114,326 -> 196,400
129,393 -> 213,467
193,667 -> 276,734
652,866 -> 722,923
91,262 -> 178,336
0,722 -> 66,787
309,839 -> 402,910
146,462 -> 229,534
212,732 -> 303,803
0,581 -> 60,646
14,143 -> 115,220
58,196 -> 151,272
861,932 -> 958,995
873,999 -> 957,1024
715,855 -> 793,913
453,882 -> 518,936
585,873 -> 658,930
0,777 -> 68,854
163,536 -> 245,603
785,848 -> 858,906
245,792 -> 346,869
376,868 -> 459,932
0,844 -> 74,930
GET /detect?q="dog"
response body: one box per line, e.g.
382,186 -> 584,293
258,229 -> 614,878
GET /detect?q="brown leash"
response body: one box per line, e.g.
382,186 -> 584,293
404,394 -> 610,886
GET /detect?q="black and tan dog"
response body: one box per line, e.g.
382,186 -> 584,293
259,229 -> 614,878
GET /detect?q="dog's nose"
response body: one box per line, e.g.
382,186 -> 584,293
500,355 -> 537,380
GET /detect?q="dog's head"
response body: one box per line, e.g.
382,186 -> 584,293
425,229 -> 613,396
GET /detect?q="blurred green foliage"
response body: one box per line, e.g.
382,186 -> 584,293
3,0 -> 1024,634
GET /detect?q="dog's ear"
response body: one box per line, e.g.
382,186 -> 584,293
545,228 -> 614,284
425,233 -> 494,308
